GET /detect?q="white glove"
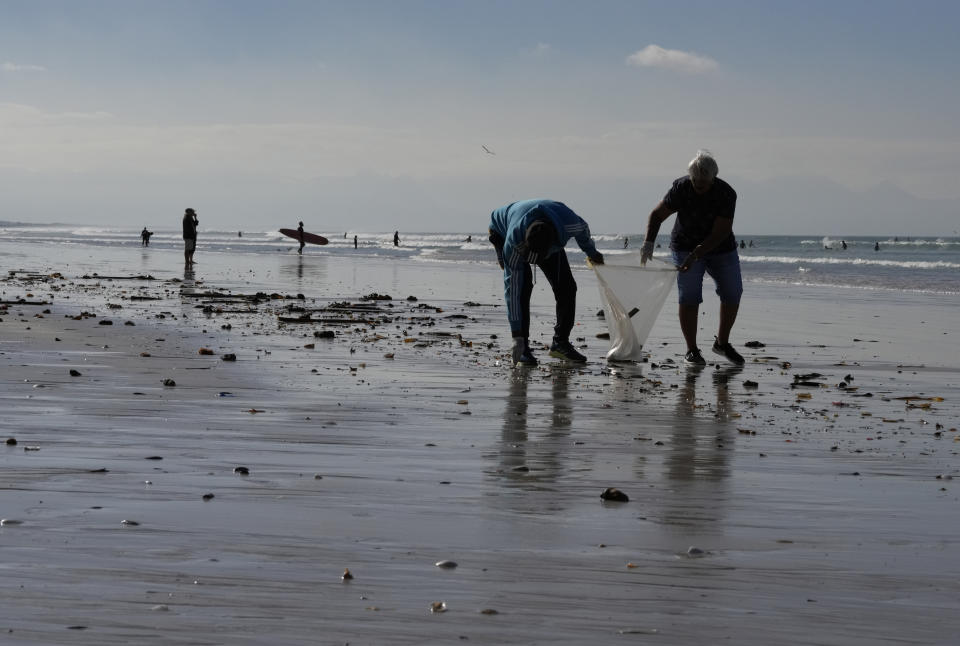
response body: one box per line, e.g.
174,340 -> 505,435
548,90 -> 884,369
640,241 -> 655,265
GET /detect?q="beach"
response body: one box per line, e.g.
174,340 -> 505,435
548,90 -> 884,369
1,242 -> 959,645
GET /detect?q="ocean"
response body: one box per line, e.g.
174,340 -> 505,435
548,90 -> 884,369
2,223 -> 958,296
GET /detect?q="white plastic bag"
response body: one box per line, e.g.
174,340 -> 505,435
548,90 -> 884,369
593,257 -> 675,362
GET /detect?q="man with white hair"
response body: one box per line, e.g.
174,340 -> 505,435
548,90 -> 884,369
640,150 -> 744,366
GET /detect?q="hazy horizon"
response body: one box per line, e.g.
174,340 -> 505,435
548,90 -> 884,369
3,1 -> 959,236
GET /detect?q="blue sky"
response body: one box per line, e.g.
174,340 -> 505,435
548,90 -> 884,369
2,0 -> 959,234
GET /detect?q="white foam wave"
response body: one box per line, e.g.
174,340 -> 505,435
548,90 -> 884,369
748,276 -> 960,296
741,255 -> 960,270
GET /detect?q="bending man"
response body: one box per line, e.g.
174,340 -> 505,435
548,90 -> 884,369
488,199 -> 604,366
641,150 -> 744,366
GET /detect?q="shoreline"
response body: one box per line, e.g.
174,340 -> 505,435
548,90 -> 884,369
1,253 -> 959,644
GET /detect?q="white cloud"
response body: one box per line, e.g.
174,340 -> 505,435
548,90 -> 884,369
626,44 -> 718,74
2,62 -> 46,72
0,102 -> 114,126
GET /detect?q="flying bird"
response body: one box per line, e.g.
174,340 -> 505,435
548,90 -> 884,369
482,145 -> 496,155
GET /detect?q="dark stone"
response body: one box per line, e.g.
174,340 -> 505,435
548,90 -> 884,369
600,487 -> 629,502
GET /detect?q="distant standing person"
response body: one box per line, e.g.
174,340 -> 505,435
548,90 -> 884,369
488,199 -> 604,366
297,221 -> 306,255
623,236 -> 629,249
354,234 -> 358,249
182,208 -> 198,266
874,241 -> 880,251
393,230 -> 400,246
841,240 -> 847,250
140,227 -> 152,247
641,150 -> 744,366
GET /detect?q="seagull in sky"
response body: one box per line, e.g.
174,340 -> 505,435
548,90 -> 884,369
482,145 -> 496,155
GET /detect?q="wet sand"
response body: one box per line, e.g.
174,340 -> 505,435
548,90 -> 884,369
1,250 -> 959,645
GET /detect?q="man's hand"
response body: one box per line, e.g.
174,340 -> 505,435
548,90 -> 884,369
640,241 -> 655,265
588,253 -> 604,266
678,252 -> 699,273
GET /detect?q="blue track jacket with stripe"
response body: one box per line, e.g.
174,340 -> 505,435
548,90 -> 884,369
488,199 -> 600,334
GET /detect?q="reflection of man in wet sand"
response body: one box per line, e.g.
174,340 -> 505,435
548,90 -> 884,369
667,366 -> 739,483
491,369 -> 572,495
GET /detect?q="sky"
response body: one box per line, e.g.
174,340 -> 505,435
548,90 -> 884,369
2,0 -> 959,235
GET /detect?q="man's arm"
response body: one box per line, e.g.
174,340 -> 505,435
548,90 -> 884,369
641,200 -> 675,264
488,228 -> 506,269
571,221 -> 604,264
677,216 -> 733,272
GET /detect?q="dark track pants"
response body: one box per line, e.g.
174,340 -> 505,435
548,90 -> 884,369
510,250 -> 577,341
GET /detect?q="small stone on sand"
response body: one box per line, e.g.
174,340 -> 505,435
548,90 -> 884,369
600,487 -> 629,502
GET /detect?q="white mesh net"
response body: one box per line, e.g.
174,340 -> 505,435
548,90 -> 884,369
593,257 -> 675,362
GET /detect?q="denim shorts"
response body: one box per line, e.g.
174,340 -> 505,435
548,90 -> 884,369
671,249 -> 743,305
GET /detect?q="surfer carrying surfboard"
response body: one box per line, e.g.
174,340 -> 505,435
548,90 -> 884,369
297,221 -> 305,255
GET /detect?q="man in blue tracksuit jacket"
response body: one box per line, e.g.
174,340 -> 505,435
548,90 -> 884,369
488,199 -> 604,366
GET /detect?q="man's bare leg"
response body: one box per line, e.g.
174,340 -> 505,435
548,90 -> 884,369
679,303 -> 699,351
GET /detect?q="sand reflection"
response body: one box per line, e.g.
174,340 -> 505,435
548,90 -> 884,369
491,367 -> 574,495
657,365 -> 742,527
277,254 -> 327,288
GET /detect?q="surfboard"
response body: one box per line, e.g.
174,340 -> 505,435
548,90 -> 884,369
279,228 -> 329,245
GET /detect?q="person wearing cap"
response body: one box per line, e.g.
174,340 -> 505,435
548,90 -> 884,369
640,150 -> 744,366
182,208 -> 198,266
488,199 -> 604,366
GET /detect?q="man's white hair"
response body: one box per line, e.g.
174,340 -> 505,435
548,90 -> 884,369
687,149 -> 718,180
